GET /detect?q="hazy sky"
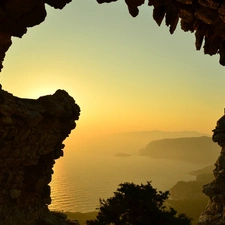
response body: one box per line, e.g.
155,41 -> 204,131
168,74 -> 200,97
1,0 -> 225,147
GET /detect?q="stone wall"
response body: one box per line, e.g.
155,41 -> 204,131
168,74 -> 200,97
0,87 -> 80,225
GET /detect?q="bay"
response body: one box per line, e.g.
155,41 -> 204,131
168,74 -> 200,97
49,152 -> 209,213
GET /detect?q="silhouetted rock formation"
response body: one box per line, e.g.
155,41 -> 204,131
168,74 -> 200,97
199,115 -> 225,225
97,0 -> 225,66
1,0 -> 225,70
0,0 -> 71,71
0,87 -> 80,225
1,0 -> 225,71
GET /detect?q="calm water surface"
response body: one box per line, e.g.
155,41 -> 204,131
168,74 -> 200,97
49,152 -> 208,213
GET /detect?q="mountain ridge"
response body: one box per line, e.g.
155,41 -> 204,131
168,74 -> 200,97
139,136 -> 219,164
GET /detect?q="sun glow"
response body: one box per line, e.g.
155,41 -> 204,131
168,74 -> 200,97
28,86 -> 59,99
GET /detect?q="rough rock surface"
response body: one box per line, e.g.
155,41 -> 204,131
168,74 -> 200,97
199,115 -> 225,225
0,87 -> 80,225
1,0 -> 225,71
0,0 -> 71,72
97,0 -> 225,66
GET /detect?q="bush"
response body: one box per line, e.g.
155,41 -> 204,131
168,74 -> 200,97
86,182 -> 191,225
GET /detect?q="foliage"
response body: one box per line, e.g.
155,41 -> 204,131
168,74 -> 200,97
86,182 -> 191,225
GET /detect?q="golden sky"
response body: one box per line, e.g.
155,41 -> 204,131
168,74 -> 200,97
1,0 -> 224,149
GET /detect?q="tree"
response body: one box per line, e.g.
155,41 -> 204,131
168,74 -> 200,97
86,182 -> 191,225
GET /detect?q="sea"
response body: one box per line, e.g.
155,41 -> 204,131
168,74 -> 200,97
48,151 -> 210,213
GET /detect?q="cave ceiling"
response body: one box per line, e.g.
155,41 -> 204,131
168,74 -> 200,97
0,0 -> 225,72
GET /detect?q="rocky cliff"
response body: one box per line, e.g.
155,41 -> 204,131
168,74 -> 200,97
1,0 -> 225,71
0,0 -> 71,72
0,87 -> 80,225
139,136 -> 219,164
97,0 -> 225,66
170,174 -> 214,200
199,115 -> 225,225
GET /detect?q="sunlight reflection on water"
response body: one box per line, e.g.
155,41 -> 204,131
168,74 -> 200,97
49,153 -> 208,213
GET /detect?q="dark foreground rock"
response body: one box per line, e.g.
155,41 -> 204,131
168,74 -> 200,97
0,87 -> 80,225
199,115 -> 225,225
97,0 -> 225,66
0,0 -> 72,72
2,0 -> 225,72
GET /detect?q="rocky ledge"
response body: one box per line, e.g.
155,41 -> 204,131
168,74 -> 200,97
0,87 -> 80,225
